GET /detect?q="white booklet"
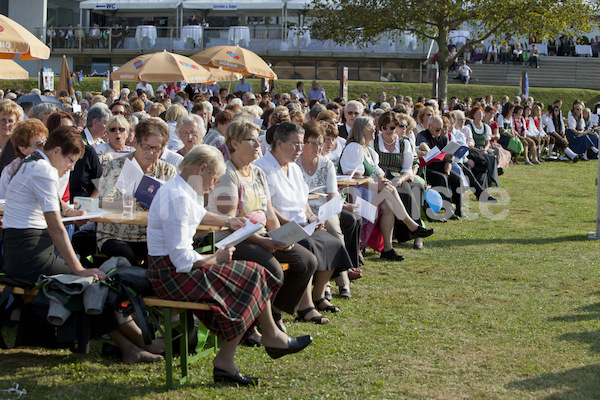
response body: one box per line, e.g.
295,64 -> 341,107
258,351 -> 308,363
423,146 -> 441,163
317,195 -> 344,224
355,196 -> 377,223
215,221 -> 263,249
336,164 -> 361,180
267,220 -> 310,246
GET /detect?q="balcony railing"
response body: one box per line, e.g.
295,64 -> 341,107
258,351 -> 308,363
38,26 -> 430,56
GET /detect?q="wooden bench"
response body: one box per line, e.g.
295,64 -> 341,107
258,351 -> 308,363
0,262 -> 289,389
0,283 -> 216,390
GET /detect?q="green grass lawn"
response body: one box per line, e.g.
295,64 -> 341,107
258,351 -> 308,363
1,160 -> 600,399
2,78 -> 599,109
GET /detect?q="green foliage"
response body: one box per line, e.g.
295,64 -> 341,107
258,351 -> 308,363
308,0 -> 599,101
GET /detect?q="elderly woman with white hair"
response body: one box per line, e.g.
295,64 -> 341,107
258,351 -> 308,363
147,144 -> 312,386
175,114 -> 206,157
95,115 -> 135,167
339,116 -> 434,260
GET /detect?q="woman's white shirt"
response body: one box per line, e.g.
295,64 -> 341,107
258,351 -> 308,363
339,142 -> 384,176
4,151 -> 60,229
254,151 -> 309,223
147,175 -> 205,273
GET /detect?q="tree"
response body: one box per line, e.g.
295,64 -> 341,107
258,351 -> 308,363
308,0 -> 598,102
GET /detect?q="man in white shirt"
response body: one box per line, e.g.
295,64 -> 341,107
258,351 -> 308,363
136,81 -> 154,98
234,77 -> 253,93
290,81 -> 307,99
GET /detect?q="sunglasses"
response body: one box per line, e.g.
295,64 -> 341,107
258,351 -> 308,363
398,123 -> 407,128
109,127 -> 127,133
381,126 -> 396,131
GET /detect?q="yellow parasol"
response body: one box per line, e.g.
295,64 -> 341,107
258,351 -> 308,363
0,59 -> 28,79
191,46 -> 277,79
0,14 -> 50,60
111,51 -> 212,83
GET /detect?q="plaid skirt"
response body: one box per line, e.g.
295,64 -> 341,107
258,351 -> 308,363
147,255 -> 281,341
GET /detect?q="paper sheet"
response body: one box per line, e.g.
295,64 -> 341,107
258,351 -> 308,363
317,195 -> 344,224
114,158 -> 144,192
302,221 -> 317,236
215,221 -> 263,249
62,212 -> 106,223
355,196 -> 377,223
423,146 -> 441,163
267,221 -> 310,246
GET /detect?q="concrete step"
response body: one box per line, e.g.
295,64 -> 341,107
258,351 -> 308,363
447,56 -> 600,89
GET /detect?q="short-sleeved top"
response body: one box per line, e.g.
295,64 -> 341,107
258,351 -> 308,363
70,145 -> 103,198
4,150 -> 60,229
97,154 -> 177,247
325,137 -> 346,167
254,151 -> 309,224
373,134 -> 413,177
147,175 -> 205,273
207,160 -> 270,233
296,155 -> 337,214
339,142 -> 384,177
466,122 -> 492,148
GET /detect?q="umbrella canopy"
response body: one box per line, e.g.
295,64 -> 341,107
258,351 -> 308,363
0,59 -> 28,79
191,46 -> 277,79
205,67 -> 243,83
111,51 -> 212,83
57,55 -> 75,97
17,94 -> 63,108
0,14 -> 50,60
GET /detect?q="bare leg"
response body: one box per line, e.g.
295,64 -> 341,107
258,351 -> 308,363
212,332 -> 244,375
118,317 -> 164,354
297,277 -> 330,323
313,270 -> 339,311
108,329 -> 163,364
380,201 -> 396,251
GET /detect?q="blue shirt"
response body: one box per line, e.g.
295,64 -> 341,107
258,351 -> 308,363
308,87 -> 326,102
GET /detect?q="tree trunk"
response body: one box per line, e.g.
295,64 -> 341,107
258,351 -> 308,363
435,25 -> 450,103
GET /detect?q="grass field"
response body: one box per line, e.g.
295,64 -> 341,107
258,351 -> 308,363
1,160 -> 600,399
1,78 -> 599,110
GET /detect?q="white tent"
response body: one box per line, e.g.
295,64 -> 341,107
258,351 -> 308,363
79,0 -> 182,10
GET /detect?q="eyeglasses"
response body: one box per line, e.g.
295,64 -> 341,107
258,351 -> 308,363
286,142 -> 304,149
346,111 -> 361,116
307,141 -> 324,148
324,137 -> 336,144
29,140 -> 46,149
65,154 -> 77,166
241,137 -> 261,145
139,143 -> 162,153
381,126 -> 396,131
432,128 -> 442,132
0,118 -> 15,125
182,131 -> 200,138
398,123 -> 407,128
109,127 -> 127,133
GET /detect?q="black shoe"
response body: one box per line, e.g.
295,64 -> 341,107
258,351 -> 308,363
426,216 -> 447,223
339,288 -> 352,299
380,249 -> 405,261
409,226 -> 434,239
242,336 -> 262,347
214,368 -> 260,386
264,335 -> 313,359
480,195 -> 498,203
449,214 -> 460,221
272,312 -> 287,333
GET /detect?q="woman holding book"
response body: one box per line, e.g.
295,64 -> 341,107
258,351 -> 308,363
208,119 -> 328,328
97,118 -> 177,265
148,144 -> 312,386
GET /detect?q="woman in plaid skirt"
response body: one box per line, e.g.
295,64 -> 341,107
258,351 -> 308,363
147,144 -> 312,386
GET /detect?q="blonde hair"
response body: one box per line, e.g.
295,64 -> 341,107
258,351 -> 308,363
165,104 -> 188,122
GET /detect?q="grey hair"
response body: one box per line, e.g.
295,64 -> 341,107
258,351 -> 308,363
230,98 -> 243,107
86,103 -> 111,128
344,100 -> 364,114
201,101 -> 213,117
309,104 -> 326,119
272,122 -> 305,150
30,88 -> 42,95
31,103 -> 60,121
348,116 -> 374,146
179,144 -> 225,177
372,109 -> 385,118
175,114 -> 206,140
106,115 -> 130,132
286,101 -> 302,113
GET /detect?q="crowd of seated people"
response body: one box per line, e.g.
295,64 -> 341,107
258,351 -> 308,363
0,80 -> 597,385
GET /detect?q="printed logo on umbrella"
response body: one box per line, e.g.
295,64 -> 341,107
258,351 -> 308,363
133,60 -> 144,69
0,26 -> 4,33
178,60 -> 200,70
226,51 -> 241,60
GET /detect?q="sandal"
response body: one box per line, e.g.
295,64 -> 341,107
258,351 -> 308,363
295,307 -> 330,325
314,297 -> 341,313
